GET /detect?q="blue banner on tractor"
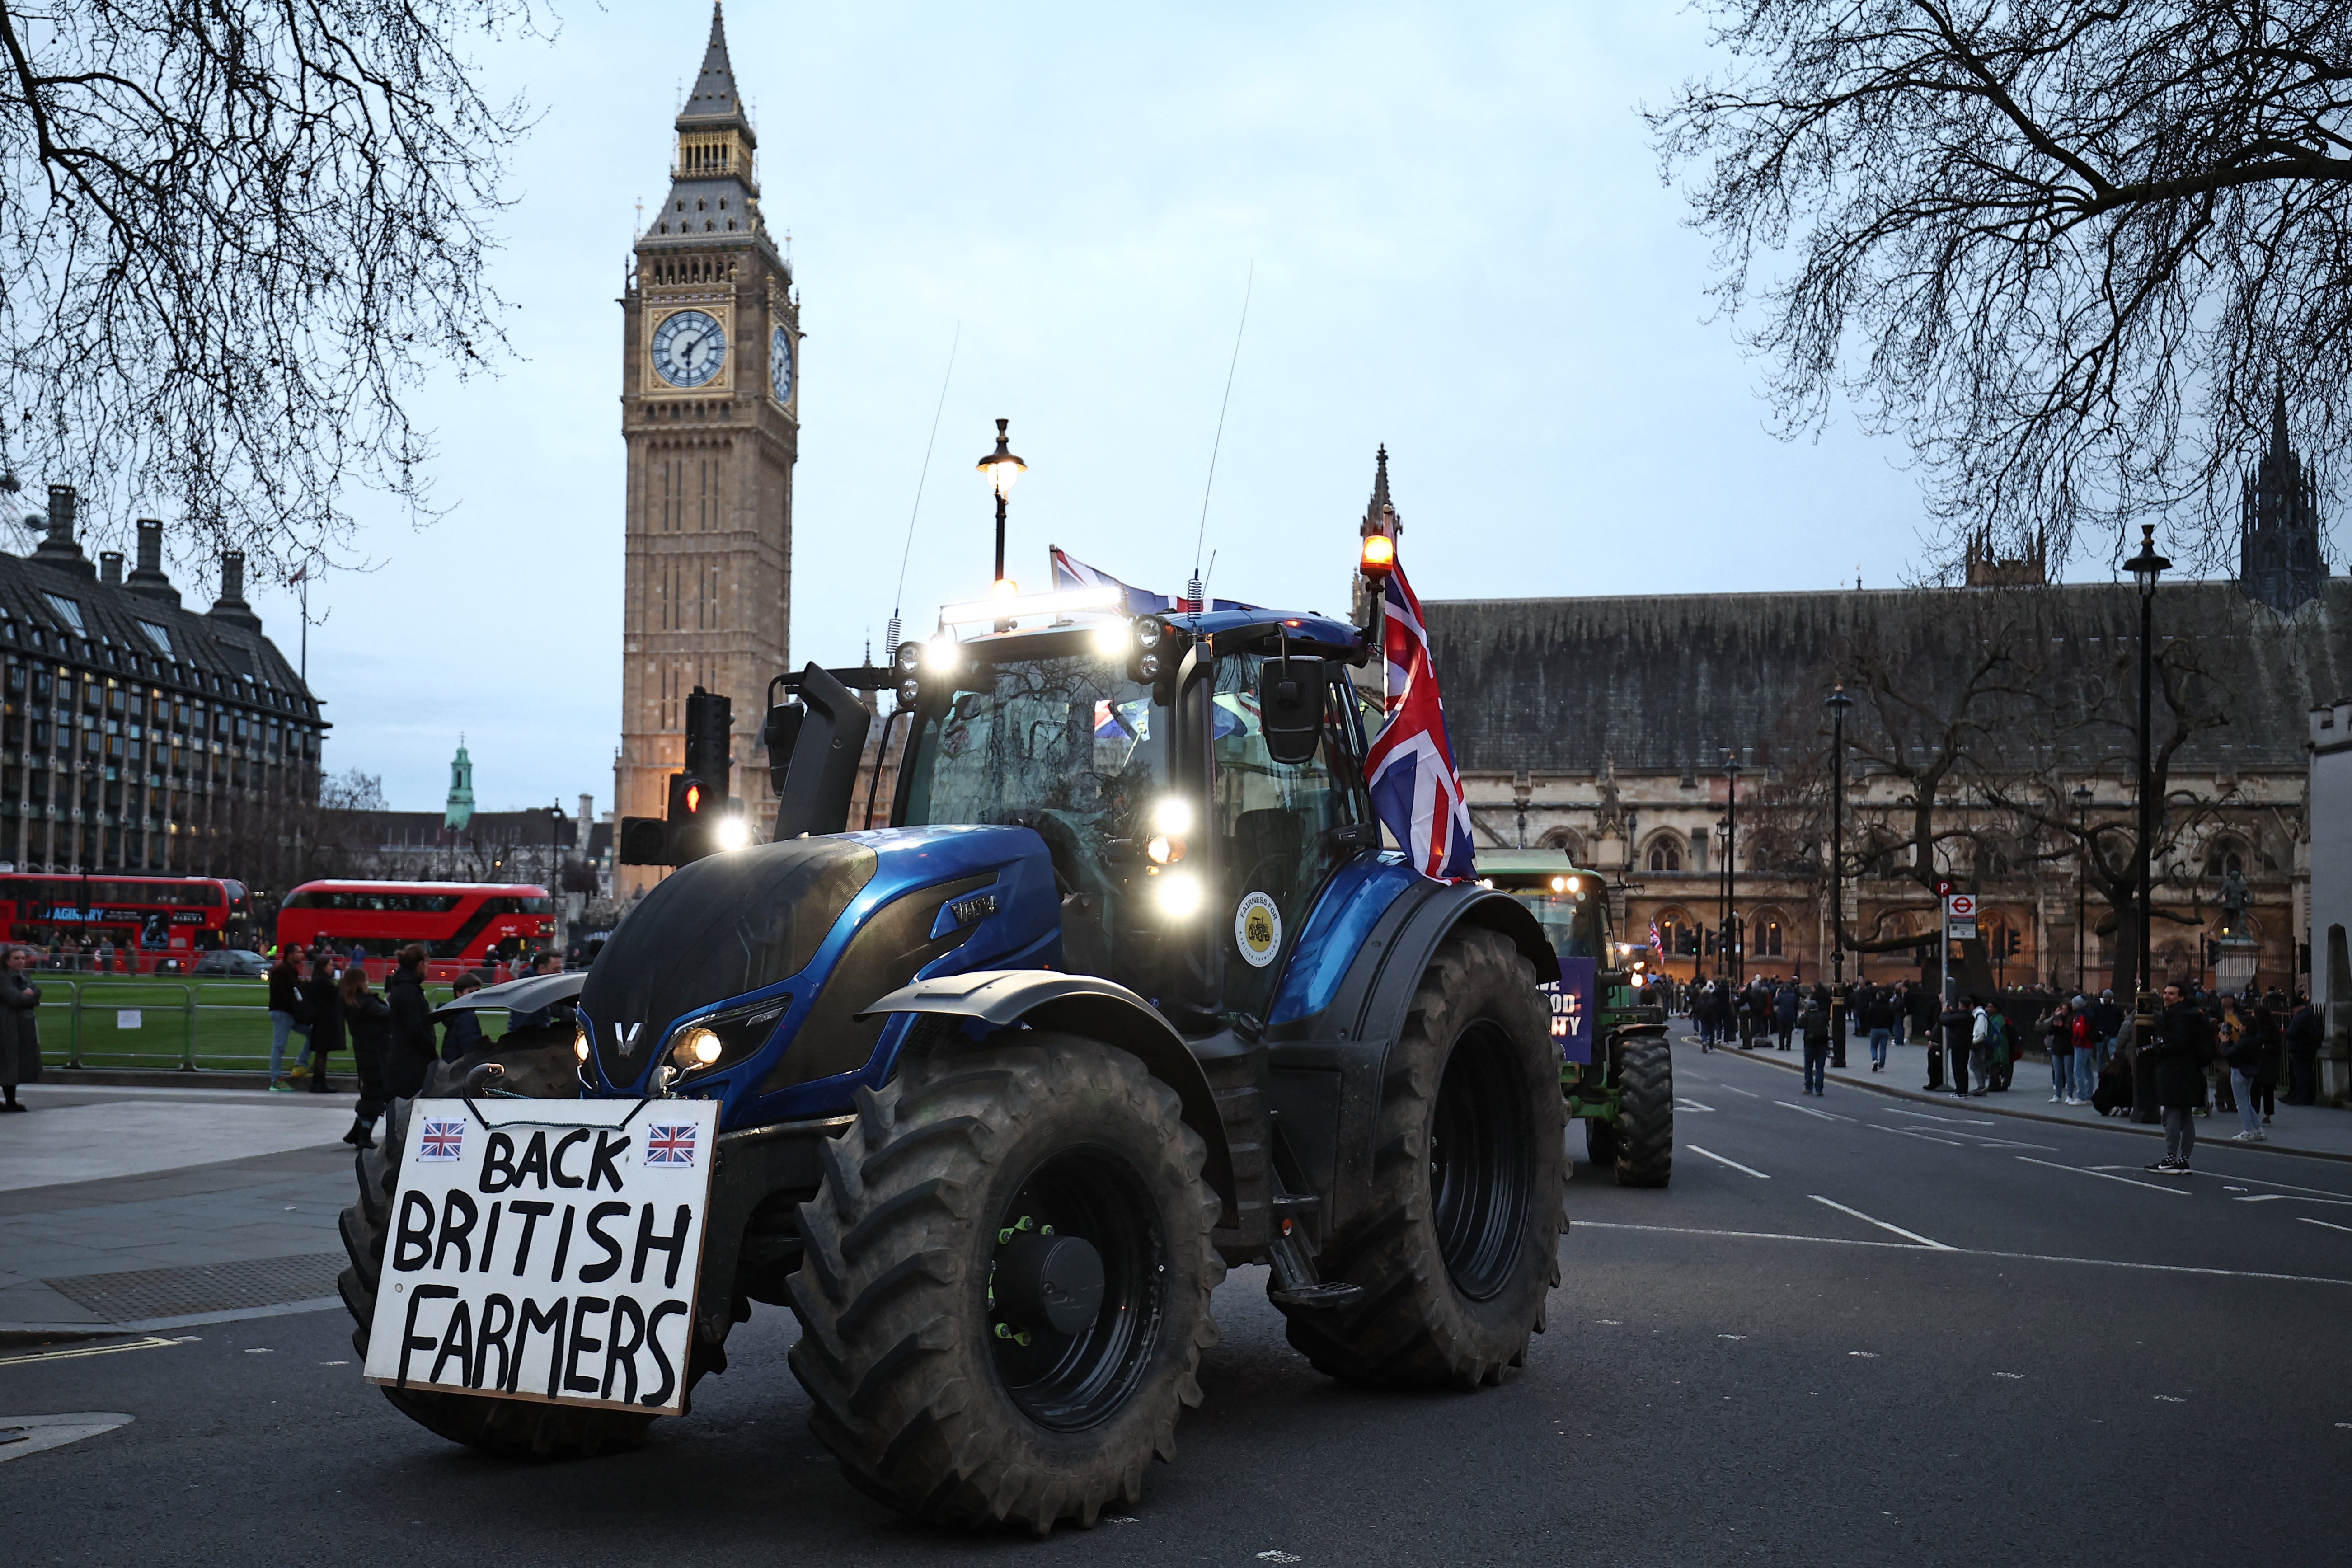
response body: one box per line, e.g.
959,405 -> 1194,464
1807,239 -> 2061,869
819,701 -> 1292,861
1549,956 -> 1596,1065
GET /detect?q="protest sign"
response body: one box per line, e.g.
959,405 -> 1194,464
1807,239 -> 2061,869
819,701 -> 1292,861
362,1097 -> 720,1416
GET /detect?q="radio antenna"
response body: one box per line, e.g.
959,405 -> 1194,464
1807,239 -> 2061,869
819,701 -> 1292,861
1189,264 -> 1253,606
888,323 -> 960,657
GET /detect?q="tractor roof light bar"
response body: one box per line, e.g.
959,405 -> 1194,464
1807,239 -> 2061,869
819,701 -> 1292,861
936,583 -> 1124,632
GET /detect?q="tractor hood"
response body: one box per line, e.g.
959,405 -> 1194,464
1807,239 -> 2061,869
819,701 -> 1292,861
578,825 -> 1059,1126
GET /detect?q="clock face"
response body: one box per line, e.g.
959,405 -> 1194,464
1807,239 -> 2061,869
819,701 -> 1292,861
770,324 -> 794,404
651,309 -> 726,388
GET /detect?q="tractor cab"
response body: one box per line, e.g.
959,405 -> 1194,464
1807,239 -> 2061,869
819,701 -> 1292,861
890,595 -> 1380,1033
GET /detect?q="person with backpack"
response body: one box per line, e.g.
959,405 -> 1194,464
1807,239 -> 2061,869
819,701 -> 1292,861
2146,982 -> 2217,1172
1799,986 -> 1832,1095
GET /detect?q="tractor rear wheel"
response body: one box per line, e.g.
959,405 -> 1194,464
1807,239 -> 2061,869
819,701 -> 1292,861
1610,1033 -> 1674,1188
1275,926 -> 1565,1388
786,1033 -> 1223,1533
337,1047 -> 684,1458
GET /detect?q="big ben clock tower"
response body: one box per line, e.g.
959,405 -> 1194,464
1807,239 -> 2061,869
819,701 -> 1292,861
618,3 -> 797,894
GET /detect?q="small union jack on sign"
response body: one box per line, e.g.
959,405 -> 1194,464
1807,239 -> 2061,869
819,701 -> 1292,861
416,1120 -> 465,1162
644,1124 -> 698,1168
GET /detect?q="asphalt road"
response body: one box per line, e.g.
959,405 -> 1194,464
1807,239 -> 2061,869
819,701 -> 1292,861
9,1042 -> 2352,1566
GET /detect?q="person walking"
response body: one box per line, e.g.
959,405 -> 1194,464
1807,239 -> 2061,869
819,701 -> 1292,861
2221,1009 -> 2265,1143
383,944 -> 438,1103
2286,994 -> 2322,1106
303,956 -> 344,1095
2146,982 -> 2216,1172
1863,986 -> 1895,1072
2069,997 -> 2097,1108
265,950 -> 312,1092
2041,1000 -> 2074,1104
1774,983 -> 1799,1052
441,973 -> 487,1062
1800,986 -> 1831,1095
0,945 -> 39,1110
341,966 -> 391,1149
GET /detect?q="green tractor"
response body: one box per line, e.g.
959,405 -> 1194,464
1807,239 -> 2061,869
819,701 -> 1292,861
1474,850 -> 1673,1188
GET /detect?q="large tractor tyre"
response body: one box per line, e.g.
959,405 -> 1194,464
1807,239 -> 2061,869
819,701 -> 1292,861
1277,926 -> 1566,1389
338,1045 -> 685,1458
787,1032 -> 1223,1534
1610,1033 -> 1674,1188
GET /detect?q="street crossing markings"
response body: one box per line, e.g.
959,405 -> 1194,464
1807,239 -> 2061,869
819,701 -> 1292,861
1574,1221 -> 2352,1285
1807,1195 -> 1954,1250
1870,1123 -> 1965,1147
1685,1144 -> 1770,1179
2299,1217 -> 2352,1235
2016,1156 -> 2188,1196
1775,1099 -> 1854,1123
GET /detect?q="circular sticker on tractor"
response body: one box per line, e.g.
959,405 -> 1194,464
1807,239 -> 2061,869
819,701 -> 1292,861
1235,892 -> 1282,967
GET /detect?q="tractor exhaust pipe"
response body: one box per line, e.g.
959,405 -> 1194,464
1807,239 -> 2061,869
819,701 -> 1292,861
770,662 -> 873,841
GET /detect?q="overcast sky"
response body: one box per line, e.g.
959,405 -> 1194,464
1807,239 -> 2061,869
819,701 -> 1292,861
239,1 -> 1953,814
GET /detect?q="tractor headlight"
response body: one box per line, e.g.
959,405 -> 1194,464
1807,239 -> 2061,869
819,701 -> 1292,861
1155,871 -> 1203,917
1151,796 -> 1193,836
714,815 -> 752,852
1136,618 -> 1164,652
1146,834 -> 1185,865
895,640 -> 924,675
1137,650 -> 1162,680
674,1027 -> 723,1068
899,676 -> 921,707
922,635 -> 959,674
1092,619 -> 1132,657
573,1028 -> 591,1063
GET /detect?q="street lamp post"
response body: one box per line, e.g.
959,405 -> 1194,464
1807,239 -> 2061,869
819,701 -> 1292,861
974,418 -> 1028,595
2072,783 -> 2094,992
2125,523 -> 2170,1125
1723,751 -> 1744,989
1826,683 -> 1854,1068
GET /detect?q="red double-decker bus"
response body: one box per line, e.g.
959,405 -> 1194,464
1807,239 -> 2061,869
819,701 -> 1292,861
275,880 -> 555,965
0,873 -> 251,965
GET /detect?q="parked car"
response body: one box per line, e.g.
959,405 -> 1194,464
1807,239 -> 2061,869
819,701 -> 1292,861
192,949 -> 269,977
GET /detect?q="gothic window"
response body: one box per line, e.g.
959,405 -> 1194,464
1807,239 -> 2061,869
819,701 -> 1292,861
1752,908 -> 1786,958
2204,838 -> 2247,878
1655,906 -> 1696,960
696,199 -> 706,211
1537,826 -> 1583,863
1644,832 -> 1683,873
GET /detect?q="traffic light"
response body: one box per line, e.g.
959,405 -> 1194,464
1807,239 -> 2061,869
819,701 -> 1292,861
616,688 -> 739,866
2005,929 -> 2022,958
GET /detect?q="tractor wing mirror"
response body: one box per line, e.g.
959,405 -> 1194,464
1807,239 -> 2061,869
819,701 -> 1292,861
772,663 -> 872,840
1259,657 -> 1324,767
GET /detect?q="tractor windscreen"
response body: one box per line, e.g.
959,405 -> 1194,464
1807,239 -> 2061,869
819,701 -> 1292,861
901,648 -> 1169,980
1499,878 -> 1601,970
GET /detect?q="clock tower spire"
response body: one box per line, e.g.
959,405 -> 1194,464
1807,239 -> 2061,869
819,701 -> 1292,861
617,0 -> 799,895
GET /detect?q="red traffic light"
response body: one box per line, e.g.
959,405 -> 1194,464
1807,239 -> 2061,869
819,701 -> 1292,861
685,781 -> 703,815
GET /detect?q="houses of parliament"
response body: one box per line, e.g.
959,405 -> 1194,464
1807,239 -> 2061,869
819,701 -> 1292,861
615,5 -> 798,896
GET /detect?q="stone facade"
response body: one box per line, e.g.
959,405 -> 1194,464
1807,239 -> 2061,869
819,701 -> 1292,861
616,4 -> 798,895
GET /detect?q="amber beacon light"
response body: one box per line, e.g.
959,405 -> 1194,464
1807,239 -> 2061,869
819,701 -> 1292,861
1360,534 -> 1397,577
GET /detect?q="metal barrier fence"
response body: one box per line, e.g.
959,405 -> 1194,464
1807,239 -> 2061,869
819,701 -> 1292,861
34,977 -> 490,1074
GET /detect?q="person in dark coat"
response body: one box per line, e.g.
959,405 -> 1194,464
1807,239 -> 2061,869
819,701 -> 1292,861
341,966 -> 392,1149
266,951 -> 312,1092
2145,983 -> 2216,1172
1939,999 -> 1973,1094
1799,989 -> 1831,1095
2286,995 -> 2322,1106
382,944 -> 438,1101
0,944 -> 40,1109
1774,984 -> 1800,1051
440,973 -> 487,1063
303,957 -> 344,1094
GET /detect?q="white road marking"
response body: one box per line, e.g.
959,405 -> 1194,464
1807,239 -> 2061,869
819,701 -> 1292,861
1871,1123 -> 1965,1147
2017,1156 -> 2189,1196
1890,1108 -> 1998,1126
1776,1099 -> 1854,1122
1848,1351 -> 1878,1357
1973,1137 -> 2061,1151
1685,1144 -> 1771,1179
0,1335 -> 183,1369
1995,1372 -> 2023,1379
1718,1084 -> 1761,1099
2299,1217 -> 2352,1235
2154,1395 -> 2186,1404
1574,1221 -> 2352,1286
1258,1554 -> 1301,1564
2234,1193 -> 2352,1207
1718,1334 -> 1746,1340
1808,1194 -> 1954,1250
1675,1097 -> 1718,1113
2094,1166 -> 2352,1200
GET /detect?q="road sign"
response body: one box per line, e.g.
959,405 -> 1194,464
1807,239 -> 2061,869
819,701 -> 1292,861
1935,879 -> 1955,897
1944,893 -> 1976,920
1949,920 -> 1977,940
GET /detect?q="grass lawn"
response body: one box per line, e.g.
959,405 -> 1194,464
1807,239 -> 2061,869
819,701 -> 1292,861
33,976 -> 514,1074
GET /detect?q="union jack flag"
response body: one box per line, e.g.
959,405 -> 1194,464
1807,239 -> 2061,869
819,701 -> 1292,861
1363,557 -> 1476,881
417,1120 -> 465,1161
1649,920 -> 1664,958
644,1124 -> 698,1167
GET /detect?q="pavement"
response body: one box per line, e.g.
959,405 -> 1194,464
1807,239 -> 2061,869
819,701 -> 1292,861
1692,1028 -> 2352,1160
3,1045 -> 2350,1564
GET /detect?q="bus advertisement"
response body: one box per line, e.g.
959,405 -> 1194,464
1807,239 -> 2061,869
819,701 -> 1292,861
275,880 -> 556,965
0,873 -> 252,966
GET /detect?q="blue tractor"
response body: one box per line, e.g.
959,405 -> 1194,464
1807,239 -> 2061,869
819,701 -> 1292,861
340,589 -> 1565,1531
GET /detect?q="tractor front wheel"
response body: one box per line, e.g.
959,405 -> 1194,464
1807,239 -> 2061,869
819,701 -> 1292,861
787,1033 -> 1222,1533
1610,1033 -> 1674,1188
1275,926 -> 1566,1388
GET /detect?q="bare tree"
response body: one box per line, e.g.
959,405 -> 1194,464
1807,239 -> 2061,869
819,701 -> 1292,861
1653,2 -> 2352,575
0,0 -> 539,573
